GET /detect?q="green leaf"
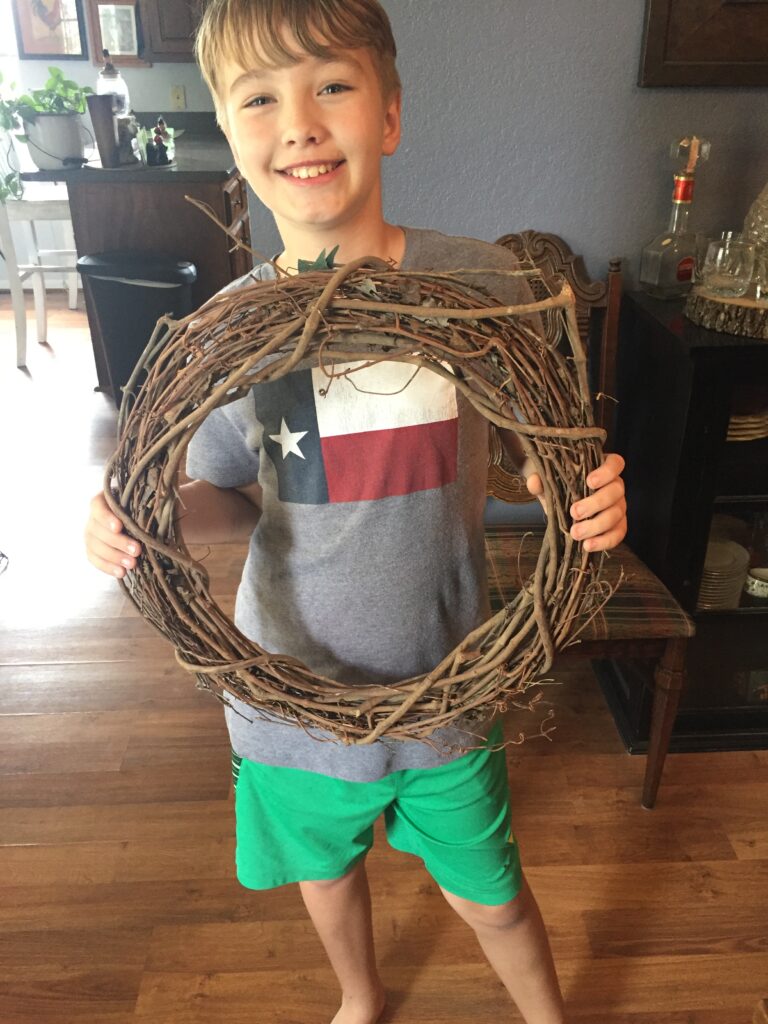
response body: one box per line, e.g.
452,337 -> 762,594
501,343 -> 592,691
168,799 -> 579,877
297,245 -> 340,273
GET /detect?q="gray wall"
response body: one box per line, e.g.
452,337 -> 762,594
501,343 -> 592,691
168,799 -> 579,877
12,0 -> 768,285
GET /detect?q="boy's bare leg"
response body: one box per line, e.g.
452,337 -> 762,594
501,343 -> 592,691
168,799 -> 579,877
440,875 -> 566,1024
299,858 -> 386,1024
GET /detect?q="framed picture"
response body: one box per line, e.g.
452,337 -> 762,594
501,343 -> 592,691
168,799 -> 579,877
86,0 -> 150,66
11,0 -> 89,60
639,0 -> 768,86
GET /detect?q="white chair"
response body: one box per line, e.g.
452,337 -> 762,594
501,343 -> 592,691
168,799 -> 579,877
0,188 -> 79,368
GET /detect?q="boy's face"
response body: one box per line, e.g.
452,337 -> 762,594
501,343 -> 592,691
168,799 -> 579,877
219,32 -> 401,248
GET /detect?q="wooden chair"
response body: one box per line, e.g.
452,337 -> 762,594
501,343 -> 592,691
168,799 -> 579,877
0,186 -> 79,368
484,231 -> 695,809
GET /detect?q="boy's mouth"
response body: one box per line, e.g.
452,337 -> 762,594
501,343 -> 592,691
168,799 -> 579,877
278,160 -> 345,181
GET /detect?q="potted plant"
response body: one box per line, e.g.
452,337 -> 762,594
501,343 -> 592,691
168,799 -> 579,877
10,66 -> 93,171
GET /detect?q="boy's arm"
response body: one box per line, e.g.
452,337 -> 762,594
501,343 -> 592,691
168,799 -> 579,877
174,479 -> 261,545
498,429 -> 627,553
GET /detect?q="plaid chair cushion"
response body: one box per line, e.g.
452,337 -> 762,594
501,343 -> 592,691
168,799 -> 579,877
485,524 -> 695,642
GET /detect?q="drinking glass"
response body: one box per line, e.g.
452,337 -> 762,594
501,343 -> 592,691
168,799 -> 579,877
702,239 -> 756,298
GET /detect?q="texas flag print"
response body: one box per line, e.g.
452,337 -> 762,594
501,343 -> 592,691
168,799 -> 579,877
255,361 -> 458,504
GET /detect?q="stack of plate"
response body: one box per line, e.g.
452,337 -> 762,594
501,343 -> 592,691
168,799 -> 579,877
697,540 -> 750,610
727,410 -> 768,442
709,512 -> 751,547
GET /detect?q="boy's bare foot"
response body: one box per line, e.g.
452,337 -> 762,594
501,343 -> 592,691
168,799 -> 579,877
331,983 -> 387,1024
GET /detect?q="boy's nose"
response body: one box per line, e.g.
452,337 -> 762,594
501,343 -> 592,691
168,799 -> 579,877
280,101 -> 326,148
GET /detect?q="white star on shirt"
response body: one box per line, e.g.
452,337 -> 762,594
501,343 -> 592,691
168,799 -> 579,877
269,418 -> 308,460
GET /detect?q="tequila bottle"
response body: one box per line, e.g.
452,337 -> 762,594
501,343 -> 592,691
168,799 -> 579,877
639,136 -> 710,300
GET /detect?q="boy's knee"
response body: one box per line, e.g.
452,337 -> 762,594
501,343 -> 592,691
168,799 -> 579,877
441,878 -> 531,932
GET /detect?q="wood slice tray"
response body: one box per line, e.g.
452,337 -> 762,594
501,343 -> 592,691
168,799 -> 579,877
684,286 -> 768,340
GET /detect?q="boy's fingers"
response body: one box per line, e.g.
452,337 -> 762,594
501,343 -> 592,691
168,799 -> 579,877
570,480 -> 625,521
86,537 -> 135,577
526,472 -> 544,496
585,452 -> 625,490
579,522 -> 627,553
89,493 -> 123,534
570,503 -> 627,548
87,519 -> 141,557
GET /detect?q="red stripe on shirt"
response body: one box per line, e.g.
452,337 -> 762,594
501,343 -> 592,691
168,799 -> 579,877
320,418 -> 459,503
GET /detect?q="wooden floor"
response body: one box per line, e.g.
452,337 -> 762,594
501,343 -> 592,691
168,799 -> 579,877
1,294 -> 767,1024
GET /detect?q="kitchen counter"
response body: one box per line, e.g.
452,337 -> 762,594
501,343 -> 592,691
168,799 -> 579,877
20,135 -> 237,184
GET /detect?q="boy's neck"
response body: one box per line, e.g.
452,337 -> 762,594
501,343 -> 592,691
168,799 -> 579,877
276,221 -> 405,274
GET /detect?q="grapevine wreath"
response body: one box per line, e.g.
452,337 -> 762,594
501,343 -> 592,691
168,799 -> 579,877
104,249 -> 616,747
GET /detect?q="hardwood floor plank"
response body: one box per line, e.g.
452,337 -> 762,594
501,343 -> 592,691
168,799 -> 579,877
0,663 -> 213,714
521,860 -> 768,912
0,799 -> 234,846
726,825 -> 768,860
0,926 -> 151,969
0,759 -> 230,808
512,812 -> 737,867
559,953 -> 768,1013
0,878 -> 305,933
0,836 -> 236,887
585,904 -> 768,957
0,969 -> 143,1019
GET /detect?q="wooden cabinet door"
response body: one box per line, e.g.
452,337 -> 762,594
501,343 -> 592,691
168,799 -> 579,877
140,0 -> 200,61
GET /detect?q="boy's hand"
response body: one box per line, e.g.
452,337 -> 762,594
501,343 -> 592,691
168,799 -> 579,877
525,452 -> 627,552
84,492 -> 141,579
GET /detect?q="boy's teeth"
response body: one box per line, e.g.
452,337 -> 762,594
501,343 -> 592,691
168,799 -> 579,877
287,163 -> 334,179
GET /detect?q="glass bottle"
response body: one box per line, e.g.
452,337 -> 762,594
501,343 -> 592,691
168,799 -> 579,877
743,178 -> 768,299
96,49 -> 130,115
639,136 -> 711,300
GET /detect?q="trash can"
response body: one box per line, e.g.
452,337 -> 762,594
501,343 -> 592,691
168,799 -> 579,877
77,250 -> 197,408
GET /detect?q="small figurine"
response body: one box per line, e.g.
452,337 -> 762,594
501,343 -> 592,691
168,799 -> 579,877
154,137 -> 170,165
154,116 -> 170,142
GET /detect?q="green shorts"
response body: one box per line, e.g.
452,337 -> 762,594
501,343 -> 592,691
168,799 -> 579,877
231,721 -> 522,906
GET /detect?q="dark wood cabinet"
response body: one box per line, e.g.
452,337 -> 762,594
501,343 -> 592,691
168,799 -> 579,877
139,0 -> 200,61
63,166 -> 251,392
66,167 -> 250,308
597,291 -> 768,752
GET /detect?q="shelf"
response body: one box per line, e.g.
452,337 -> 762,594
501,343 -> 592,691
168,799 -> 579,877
714,494 -> 768,507
695,604 -> 768,618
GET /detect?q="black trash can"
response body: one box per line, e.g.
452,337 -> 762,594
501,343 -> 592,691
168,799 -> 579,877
77,250 -> 197,408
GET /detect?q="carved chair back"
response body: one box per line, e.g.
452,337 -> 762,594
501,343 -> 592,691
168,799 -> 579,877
487,231 -> 622,503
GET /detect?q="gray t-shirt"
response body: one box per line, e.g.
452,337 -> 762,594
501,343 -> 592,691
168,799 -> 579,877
186,227 -> 533,781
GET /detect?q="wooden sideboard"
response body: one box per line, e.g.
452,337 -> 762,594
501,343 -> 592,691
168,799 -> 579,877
596,291 -> 768,752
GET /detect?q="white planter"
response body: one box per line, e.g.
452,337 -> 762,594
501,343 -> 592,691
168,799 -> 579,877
23,113 -> 86,170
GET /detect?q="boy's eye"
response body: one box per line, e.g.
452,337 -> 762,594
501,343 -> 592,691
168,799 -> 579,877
246,95 -> 273,108
320,83 -> 350,95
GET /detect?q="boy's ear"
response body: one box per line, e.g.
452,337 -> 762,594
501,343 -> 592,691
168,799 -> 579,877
382,90 -> 402,157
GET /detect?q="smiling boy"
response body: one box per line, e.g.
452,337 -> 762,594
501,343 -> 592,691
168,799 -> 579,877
85,3 -> 627,1022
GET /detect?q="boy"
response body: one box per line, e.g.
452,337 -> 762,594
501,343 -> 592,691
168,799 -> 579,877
85,3 -> 627,1022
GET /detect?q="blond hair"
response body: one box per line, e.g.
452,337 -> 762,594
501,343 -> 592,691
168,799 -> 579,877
195,0 -> 401,125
